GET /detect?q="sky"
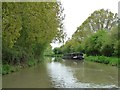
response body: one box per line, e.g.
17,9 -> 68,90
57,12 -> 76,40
51,0 -> 119,49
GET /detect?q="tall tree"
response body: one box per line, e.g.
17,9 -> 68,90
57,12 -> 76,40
72,9 -> 118,43
2,2 -> 65,64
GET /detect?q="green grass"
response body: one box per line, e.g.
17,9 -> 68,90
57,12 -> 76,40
2,64 -> 20,75
2,59 -> 38,75
85,55 -> 118,66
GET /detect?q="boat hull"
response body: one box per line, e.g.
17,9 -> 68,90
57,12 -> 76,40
62,53 -> 84,60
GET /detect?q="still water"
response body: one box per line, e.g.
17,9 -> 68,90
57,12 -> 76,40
2,57 -> 118,88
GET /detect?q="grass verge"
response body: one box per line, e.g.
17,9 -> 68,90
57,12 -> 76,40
85,55 -> 118,66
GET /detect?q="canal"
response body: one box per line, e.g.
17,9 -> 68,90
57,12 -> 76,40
2,57 -> 118,88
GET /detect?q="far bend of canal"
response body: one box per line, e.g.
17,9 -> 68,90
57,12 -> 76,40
2,57 -> 118,88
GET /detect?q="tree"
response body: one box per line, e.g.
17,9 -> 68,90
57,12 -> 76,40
2,2 -> 65,64
66,9 -> 118,56
72,9 -> 118,43
2,3 -> 22,48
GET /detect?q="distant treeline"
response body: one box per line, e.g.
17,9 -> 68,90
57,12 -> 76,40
53,9 -> 119,57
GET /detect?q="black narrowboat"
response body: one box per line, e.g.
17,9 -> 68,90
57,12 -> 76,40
62,52 -> 84,60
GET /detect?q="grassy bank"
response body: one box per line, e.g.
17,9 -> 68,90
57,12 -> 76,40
2,59 -> 38,75
2,64 -> 21,75
85,55 -> 118,66
2,56 -> 59,75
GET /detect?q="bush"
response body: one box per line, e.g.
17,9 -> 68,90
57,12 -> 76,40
2,64 -> 14,75
27,58 -> 37,67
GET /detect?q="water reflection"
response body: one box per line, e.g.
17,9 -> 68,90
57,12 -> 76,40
47,61 -> 79,88
47,58 -> 118,88
2,57 -> 118,88
2,63 -> 52,88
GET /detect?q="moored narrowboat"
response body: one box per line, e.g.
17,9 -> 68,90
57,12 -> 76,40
62,52 -> 84,60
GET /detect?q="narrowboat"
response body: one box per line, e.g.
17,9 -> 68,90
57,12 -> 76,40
62,52 -> 84,60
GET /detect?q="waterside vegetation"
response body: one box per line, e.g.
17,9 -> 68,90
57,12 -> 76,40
2,2 -> 65,75
53,9 -> 119,67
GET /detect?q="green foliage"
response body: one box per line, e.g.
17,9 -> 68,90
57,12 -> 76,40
2,2 -> 65,74
79,27 -> 118,57
27,58 -> 37,67
83,30 -> 107,55
2,64 -> 19,75
85,56 -> 118,66
72,9 -> 118,43
44,44 -> 53,55
56,39 -> 82,54
53,47 -> 62,54
2,64 -> 12,75
55,9 -> 119,66
59,9 -> 118,58
2,3 -> 22,48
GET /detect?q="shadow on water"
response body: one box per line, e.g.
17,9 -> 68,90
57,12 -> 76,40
2,57 -> 118,88
2,60 -> 52,88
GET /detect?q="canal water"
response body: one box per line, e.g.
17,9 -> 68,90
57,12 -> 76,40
2,57 -> 118,88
